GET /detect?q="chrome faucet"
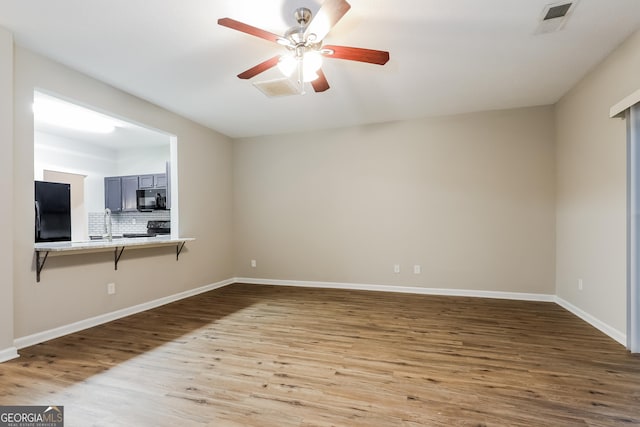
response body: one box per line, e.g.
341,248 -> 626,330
103,208 -> 112,242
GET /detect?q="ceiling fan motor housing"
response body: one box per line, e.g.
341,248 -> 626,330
294,7 -> 312,25
286,7 -> 317,48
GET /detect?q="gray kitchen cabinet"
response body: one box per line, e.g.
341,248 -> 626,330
104,175 -> 139,212
155,174 -> 167,188
104,177 -> 122,212
138,174 -> 155,189
121,176 -> 139,211
139,173 -> 166,189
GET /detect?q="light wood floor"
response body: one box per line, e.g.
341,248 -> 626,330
1,284 -> 639,426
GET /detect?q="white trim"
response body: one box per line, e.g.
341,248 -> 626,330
627,104 -> 640,353
14,278 -> 235,350
10,277 -> 626,356
554,296 -> 626,346
610,87 -> 640,118
0,346 -> 19,363
238,278 -> 627,345
234,277 -> 556,302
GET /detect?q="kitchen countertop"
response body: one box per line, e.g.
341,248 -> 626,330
34,235 -> 195,282
35,235 -> 195,253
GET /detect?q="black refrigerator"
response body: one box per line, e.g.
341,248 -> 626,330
35,181 -> 72,242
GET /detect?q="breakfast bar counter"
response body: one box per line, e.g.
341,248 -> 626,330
34,236 -> 195,282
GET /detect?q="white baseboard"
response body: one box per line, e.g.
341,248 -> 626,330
234,277 -> 556,302
237,277 -> 629,346
555,296 -> 626,347
14,278 -> 235,350
10,277 -> 626,357
0,346 -> 19,363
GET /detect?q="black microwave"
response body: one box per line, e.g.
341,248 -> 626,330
136,189 -> 167,211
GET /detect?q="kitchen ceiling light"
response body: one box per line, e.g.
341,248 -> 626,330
33,94 -> 120,134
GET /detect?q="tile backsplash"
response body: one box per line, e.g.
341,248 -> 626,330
88,211 -> 170,236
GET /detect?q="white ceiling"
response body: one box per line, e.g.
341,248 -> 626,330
2,0 -> 640,139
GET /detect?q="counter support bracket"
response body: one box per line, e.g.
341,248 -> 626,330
36,251 -> 49,283
176,242 -> 186,260
114,247 -> 125,270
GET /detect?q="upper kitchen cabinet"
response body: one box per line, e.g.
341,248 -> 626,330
122,176 -> 139,211
104,175 -> 139,212
155,174 -> 167,188
104,177 -> 122,212
139,173 -> 167,189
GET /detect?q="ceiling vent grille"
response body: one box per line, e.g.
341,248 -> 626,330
535,1 -> 578,34
253,78 -> 300,97
543,3 -> 572,21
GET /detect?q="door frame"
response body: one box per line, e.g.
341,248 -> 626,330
627,103 -> 640,353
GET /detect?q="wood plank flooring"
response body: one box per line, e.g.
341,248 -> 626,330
1,283 -> 639,426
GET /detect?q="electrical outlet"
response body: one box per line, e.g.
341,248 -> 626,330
413,265 -> 421,274
107,282 -> 116,295
578,278 -> 583,291
251,259 -> 257,268
393,264 -> 400,274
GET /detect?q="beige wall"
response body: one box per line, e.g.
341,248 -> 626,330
0,27 -> 15,358
13,47 -> 234,338
555,30 -> 640,334
234,107 -> 556,294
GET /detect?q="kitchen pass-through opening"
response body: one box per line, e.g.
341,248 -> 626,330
33,90 -> 179,242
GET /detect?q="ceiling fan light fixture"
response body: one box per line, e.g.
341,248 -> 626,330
278,50 -> 323,82
302,71 -> 319,83
304,51 -> 323,73
301,51 -> 323,82
277,54 -> 297,76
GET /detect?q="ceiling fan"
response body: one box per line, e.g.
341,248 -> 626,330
218,0 -> 390,96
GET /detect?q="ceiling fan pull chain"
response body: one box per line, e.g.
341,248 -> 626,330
297,57 -> 305,95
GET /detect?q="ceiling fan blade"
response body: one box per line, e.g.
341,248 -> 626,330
322,45 -> 390,65
311,69 -> 330,92
304,0 -> 351,42
237,56 -> 281,80
218,17 -> 286,45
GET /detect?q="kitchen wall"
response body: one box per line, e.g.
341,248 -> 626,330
234,106 -> 556,294
0,26 -> 15,360
555,29 -> 640,336
13,46 -> 234,340
115,145 -> 169,176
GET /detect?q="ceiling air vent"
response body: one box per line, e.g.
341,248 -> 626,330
535,0 -> 578,34
252,78 -> 301,97
543,3 -> 572,20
